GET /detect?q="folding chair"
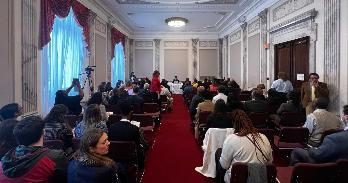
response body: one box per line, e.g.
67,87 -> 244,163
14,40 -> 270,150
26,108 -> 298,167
197,111 -> 212,145
258,128 -> 274,147
131,114 -> 154,131
230,163 -> 277,183
290,163 -> 337,183
279,112 -> 306,127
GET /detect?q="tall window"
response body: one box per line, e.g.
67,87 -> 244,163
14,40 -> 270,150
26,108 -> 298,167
41,9 -> 86,115
111,43 -> 125,87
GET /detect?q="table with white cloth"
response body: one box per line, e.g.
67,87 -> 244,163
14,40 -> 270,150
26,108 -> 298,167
195,128 -> 235,178
168,82 -> 183,94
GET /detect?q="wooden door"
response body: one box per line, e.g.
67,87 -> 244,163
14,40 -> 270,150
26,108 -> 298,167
274,36 -> 309,90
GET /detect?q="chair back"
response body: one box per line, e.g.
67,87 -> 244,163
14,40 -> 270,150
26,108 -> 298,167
44,140 -> 64,150
230,163 -> 277,183
280,112 -> 306,127
142,95 -> 153,103
258,128 -> 274,146
319,129 -> 343,145
105,105 -> 122,114
65,114 -> 83,129
143,103 -> 160,113
131,114 -> 154,129
132,104 -> 143,114
248,112 -> 269,128
291,163 -> 337,183
107,141 -> 137,163
336,159 -> 348,183
198,111 -> 212,126
279,127 -> 309,144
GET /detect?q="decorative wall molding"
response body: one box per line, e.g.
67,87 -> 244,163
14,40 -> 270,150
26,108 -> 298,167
272,0 -> 314,22
269,8 -> 317,87
22,0 -> 38,113
223,36 -> 228,78
229,30 -> 241,44
199,40 -> 218,47
218,38 -> 223,78
154,39 -> 160,71
129,39 -> 134,72
248,18 -> 260,34
258,8 -> 268,84
192,39 -> 199,79
241,22 -> 248,89
95,18 -> 106,34
135,41 -> 153,47
323,0 -> 340,112
164,41 -> 189,47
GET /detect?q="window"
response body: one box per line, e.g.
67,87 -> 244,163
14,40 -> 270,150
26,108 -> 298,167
111,43 -> 125,87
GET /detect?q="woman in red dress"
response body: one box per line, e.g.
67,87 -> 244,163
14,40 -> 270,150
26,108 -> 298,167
150,70 -> 161,103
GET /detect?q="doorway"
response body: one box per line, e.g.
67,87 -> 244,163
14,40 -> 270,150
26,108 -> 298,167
274,36 -> 310,89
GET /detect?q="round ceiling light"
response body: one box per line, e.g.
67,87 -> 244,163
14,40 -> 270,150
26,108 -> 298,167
165,17 -> 188,28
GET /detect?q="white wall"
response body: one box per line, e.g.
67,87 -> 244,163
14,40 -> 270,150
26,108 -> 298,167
164,49 -> 189,81
134,49 -> 154,78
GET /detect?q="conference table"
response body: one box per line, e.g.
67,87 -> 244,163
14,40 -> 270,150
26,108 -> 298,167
168,82 -> 183,94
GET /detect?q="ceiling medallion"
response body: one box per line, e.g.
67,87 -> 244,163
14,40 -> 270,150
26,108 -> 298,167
165,17 -> 188,28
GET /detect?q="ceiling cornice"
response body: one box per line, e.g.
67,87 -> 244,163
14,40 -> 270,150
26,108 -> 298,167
131,31 -> 219,40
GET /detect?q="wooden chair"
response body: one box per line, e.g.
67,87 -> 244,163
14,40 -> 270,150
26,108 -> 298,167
248,112 -> 269,128
159,95 -> 169,112
131,114 -> 154,131
143,103 -> 160,114
274,127 -> 309,152
230,163 -> 277,183
336,159 -> 348,183
44,140 -> 64,150
105,105 -> 121,114
290,163 -> 337,183
197,111 -> 212,145
258,128 -> 274,147
132,104 -> 143,114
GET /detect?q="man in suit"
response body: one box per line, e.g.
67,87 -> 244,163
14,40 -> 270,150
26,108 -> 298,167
290,105 -> 348,165
301,73 -> 329,115
244,89 -> 268,113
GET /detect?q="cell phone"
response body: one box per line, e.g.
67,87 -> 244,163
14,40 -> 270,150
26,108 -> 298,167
73,78 -> 79,85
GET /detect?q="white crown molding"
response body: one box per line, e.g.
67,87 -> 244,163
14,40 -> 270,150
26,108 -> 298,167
131,31 -> 219,39
82,0 -> 133,36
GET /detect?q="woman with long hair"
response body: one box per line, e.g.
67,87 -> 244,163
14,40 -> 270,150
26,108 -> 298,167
87,92 -> 108,121
44,104 -> 73,151
217,110 -> 273,183
68,128 -> 120,183
74,104 -> 108,138
150,70 -> 161,103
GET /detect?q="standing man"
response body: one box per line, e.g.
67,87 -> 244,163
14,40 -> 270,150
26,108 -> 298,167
301,73 -> 329,115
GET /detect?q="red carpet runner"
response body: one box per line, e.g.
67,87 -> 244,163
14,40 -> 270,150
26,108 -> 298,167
142,95 -> 213,183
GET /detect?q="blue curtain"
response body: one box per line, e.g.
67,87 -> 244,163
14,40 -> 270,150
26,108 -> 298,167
41,8 -> 86,115
111,43 -> 125,87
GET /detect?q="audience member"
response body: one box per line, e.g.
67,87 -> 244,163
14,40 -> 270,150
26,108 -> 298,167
244,90 -> 268,113
108,88 -> 119,105
0,103 -> 23,121
183,81 -> 193,96
74,104 -> 108,139
216,110 -> 272,183
108,101 -> 146,171
271,72 -> 293,93
68,128 -> 120,183
209,79 -> 218,93
0,119 -> 19,159
150,70 -> 161,104
43,104 -> 73,152
207,99 -> 232,128
226,93 -> 244,112
160,79 -> 171,92
212,86 -> 227,104
98,82 -> 106,93
192,78 -> 198,88
189,86 -> 205,121
301,73 -> 329,115
105,82 -> 113,92
0,116 -> 68,183
172,75 -> 180,84
88,92 -> 108,121
195,90 -> 214,123
290,104 -> 348,165
127,87 -> 144,110
303,97 -> 343,147
160,85 -> 173,111
55,79 -> 84,115
266,88 -> 284,114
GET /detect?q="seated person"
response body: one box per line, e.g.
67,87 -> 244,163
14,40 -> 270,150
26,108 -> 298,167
127,87 -> 144,110
216,110 -> 273,183
207,99 -> 233,128
172,75 -> 180,84
303,97 -> 343,147
271,72 -> 293,94
266,88 -> 284,114
192,78 -> 198,88
212,85 -> 228,104
160,79 -> 171,92
290,105 -> 348,165
189,86 -> 205,121
160,85 -> 173,111
44,104 -> 73,152
108,101 -> 146,171
0,119 -> 19,159
226,93 -> 244,112
209,80 -> 218,93
195,90 -> 214,123
244,90 -> 268,113
88,92 -> 108,121
68,128 -> 120,183
55,79 -> 84,115
183,81 -> 193,96
0,116 -> 68,183
0,103 -> 23,121
105,82 -> 113,92
108,88 -> 119,105
74,104 -> 108,139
